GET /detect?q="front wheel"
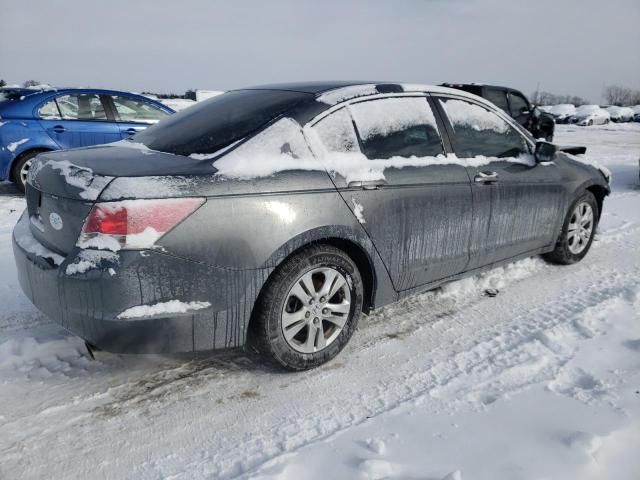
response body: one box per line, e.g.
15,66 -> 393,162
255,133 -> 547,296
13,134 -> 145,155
543,191 -> 598,265
249,244 -> 363,371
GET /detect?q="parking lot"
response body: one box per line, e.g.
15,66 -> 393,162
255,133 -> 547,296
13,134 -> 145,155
1,123 -> 639,479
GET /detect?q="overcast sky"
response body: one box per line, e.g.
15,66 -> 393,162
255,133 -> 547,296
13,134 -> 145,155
1,0 -> 639,102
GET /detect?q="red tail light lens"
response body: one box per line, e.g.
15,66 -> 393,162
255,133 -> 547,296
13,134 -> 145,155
78,198 -> 205,250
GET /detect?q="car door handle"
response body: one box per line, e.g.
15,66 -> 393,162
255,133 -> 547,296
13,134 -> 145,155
474,171 -> 499,184
347,180 -> 387,190
52,125 -> 65,133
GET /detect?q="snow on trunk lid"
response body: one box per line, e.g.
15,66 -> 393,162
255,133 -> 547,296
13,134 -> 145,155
25,154 -> 112,256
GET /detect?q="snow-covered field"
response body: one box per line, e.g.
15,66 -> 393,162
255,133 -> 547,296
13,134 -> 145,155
0,124 -> 639,480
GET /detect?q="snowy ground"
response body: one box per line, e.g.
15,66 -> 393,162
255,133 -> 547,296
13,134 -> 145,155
0,124 -> 639,480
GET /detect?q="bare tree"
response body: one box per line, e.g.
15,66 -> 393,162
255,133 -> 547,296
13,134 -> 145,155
531,90 -> 589,106
603,85 -> 640,106
23,79 -> 42,87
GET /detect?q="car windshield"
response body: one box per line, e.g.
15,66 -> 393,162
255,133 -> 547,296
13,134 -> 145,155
132,89 -> 311,156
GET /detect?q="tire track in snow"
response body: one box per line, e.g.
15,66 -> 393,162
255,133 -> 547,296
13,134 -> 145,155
2,232 -> 639,480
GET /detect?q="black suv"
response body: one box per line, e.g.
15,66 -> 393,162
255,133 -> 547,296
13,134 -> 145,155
442,83 -> 555,141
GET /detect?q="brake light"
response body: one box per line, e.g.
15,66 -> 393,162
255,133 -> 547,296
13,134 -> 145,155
78,198 -> 204,250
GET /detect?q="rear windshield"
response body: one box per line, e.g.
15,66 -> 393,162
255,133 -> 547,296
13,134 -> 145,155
132,89 -> 310,156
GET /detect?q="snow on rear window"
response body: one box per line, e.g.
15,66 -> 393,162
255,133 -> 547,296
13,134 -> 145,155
348,97 -> 438,141
439,98 -> 509,134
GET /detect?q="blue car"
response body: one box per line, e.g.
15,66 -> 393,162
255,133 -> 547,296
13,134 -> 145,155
0,87 -> 174,190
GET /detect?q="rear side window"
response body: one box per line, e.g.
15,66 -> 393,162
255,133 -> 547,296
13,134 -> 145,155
311,108 -> 359,154
38,100 -> 61,119
484,89 -> 509,113
438,98 -> 529,158
349,97 -> 444,159
111,95 -> 168,124
133,89 -> 310,156
55,94 -> 108,121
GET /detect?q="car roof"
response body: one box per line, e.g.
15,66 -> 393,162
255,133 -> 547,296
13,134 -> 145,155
233,81 -> 489,104
441,83 -> 526,95
235,81 -> 378,94
0,86 -> 160,98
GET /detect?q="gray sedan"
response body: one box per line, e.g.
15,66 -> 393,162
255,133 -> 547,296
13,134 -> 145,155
13,81 -> 610,370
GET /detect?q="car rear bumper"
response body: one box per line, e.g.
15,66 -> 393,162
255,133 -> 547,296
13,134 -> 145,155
12,213 -> 268,354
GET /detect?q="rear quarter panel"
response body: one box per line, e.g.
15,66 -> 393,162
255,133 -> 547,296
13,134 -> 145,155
0,119 -> 57,179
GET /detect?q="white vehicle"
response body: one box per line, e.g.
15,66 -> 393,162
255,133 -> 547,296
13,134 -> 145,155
548,104 -> 576,123
569,105 -> 611,126
195,90 -> 224,101
605,106 -> 635,122
160,98 -> 197,111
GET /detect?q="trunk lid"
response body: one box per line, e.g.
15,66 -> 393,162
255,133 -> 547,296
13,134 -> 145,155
25,144 -> 209,255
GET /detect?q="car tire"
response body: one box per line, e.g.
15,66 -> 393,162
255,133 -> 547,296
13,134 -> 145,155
543,191 -> 599,265
11,149 -> 46,192
249,244 -> 363,371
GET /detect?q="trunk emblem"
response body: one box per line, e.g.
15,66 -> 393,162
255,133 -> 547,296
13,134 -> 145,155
49,212 -> 64,231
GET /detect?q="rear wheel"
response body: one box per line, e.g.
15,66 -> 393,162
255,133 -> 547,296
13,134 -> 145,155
11,150 -> 46,192
543,191 -> 598,265
249,244 -> 363,371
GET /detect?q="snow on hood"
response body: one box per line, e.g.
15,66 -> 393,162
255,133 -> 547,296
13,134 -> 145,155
549,104 -> 576,116
605,106 -> 634,118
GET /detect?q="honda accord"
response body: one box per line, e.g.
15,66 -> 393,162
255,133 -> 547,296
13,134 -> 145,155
13,81 -> 610,370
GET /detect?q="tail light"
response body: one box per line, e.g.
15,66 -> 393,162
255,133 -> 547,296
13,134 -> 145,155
78,198 -> 205,250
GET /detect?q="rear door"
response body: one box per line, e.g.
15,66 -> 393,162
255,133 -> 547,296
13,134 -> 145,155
307,95 -> 473,291
107,94 -> 171,138
37,93 -> 121,149
434,95 -> 565,269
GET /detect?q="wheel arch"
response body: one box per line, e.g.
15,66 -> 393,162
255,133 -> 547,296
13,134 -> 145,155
585,184 -> 609,221
9,146 -> 55,183
245,228 -> 396,346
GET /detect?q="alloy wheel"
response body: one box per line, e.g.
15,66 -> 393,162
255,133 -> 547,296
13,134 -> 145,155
281,267 -> 351,353
19,158 -> 33,187
567,202 -> 594,254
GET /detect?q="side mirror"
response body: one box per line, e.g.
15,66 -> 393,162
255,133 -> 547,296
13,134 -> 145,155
535,141 -> 557,163
520,106 -> 531,115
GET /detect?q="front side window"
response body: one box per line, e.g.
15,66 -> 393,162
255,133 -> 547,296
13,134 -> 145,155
484,88 -> 509,113
55,94 -> 108,121
38,99 -> 60,119
111,96 -> 168,124
348,97 -> 444,159
438,98 -> 529,158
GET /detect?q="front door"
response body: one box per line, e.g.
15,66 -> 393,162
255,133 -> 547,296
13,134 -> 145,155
307,95 -> 473,291
435,95 -> 566,269
37,93 -> 121,149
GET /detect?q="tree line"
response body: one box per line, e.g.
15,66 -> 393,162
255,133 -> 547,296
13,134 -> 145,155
3,79 -> 639,107
532,85 -> 640,107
